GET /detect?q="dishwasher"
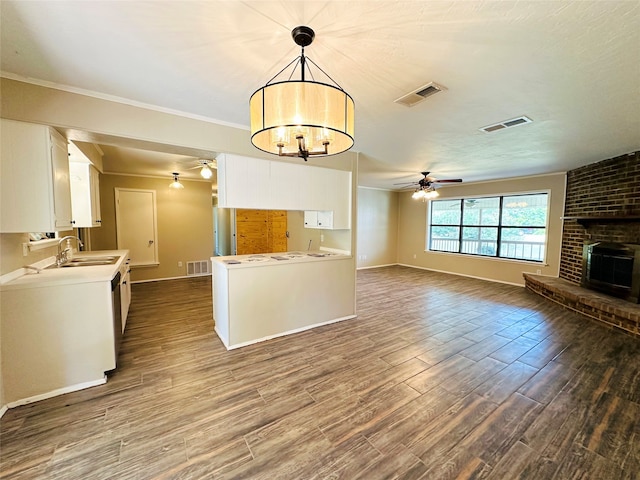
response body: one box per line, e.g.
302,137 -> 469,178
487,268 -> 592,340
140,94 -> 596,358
111,271 -> 123,366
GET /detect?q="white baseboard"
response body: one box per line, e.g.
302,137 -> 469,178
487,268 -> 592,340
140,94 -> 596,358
218,314 -> 357,351
397,263 -> 524,287
6,377 -> 107,409
0,404 -> 7,418
131,273 -> 211,284
357,263 -> 398,270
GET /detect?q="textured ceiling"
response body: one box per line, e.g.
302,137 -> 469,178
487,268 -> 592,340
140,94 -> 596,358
1,1 -> 639,189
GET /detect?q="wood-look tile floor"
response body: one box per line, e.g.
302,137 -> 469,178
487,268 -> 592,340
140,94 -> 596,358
2,266 -> 639,479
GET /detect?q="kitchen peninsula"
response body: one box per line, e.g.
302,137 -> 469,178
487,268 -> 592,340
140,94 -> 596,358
212,250 -> 356,349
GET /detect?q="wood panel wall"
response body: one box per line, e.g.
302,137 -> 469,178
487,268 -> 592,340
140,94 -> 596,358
236,209 -> 288,255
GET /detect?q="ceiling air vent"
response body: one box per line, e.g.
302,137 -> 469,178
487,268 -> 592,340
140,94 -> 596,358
480,116 -> 533,133
394,82 -> 447,107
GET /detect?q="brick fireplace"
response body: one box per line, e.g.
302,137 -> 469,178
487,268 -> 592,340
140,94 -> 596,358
560,151 -> 640,284
525,151 -> 640,338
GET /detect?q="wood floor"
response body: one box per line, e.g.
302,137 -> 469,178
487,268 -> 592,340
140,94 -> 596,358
1,266 -> 639,479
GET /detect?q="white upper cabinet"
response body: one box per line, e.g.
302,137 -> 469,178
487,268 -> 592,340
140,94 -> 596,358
218,154 -> 270,209
216,153 -> 351,229
0,119 -> 73,232
69,161 -> 102,227
269,160 -> 303,210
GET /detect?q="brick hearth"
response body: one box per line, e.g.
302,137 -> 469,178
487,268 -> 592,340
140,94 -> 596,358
525,151 -> 640,337
524,273 -> 640,339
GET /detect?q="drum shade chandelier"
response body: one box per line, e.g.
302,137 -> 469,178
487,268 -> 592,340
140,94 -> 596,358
250,26 -> 355,161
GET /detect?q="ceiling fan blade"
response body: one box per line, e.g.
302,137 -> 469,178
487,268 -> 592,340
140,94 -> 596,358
393,181 -> 419,186
433,179 -> 463,183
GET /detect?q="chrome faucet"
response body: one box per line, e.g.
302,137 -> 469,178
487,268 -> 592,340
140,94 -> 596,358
56,236 -> 84,266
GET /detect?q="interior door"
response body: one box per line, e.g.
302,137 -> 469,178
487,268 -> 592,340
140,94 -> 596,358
115,188 -> 158,266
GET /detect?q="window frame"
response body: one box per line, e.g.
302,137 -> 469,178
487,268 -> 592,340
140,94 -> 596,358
426,191 -> 550,263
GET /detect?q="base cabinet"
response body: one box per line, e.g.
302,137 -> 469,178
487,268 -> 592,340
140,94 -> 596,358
1,280 -> 116,404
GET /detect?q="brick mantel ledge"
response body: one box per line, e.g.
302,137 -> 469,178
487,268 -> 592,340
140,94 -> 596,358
523,273 -> 639,339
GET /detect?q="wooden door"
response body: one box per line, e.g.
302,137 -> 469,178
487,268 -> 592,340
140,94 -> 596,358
115,188 -> 158,266
236,209 -> 287,254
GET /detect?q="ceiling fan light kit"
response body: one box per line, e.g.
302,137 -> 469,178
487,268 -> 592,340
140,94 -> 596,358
249,26 -> 355,161
395,171 -> 463,200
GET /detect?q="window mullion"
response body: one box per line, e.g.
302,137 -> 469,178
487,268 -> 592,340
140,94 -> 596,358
458,199 -> 464,253
497,196 -> 504,258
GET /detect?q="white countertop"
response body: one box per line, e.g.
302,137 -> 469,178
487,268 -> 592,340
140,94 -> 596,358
0,250 -> 129,291
212,250 -> 351,269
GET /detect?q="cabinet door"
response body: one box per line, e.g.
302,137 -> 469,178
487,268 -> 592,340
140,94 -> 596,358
89,165 -> 102,225
0,119 -> 72,232
304,211 -> 318,228
217,154 -> 270,209
50,131 -> 74,229
317,211 -> 333,229
269,160 -> 301,210
327,169 -> 352,229
70,163 -> 101,228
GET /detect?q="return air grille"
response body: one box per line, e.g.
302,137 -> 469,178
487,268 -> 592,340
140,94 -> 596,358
480,116 -> 533,133
187,260 -> 211,276
394,82 -> 447,107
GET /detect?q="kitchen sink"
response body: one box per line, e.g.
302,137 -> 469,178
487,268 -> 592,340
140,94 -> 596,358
46,256 -> 119,269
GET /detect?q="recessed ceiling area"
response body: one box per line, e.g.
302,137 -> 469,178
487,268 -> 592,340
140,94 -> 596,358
1,1 -> 638,189
62,129 -> 218,183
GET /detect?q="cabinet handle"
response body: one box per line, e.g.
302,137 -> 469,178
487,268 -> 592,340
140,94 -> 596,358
71,220 -> 76,224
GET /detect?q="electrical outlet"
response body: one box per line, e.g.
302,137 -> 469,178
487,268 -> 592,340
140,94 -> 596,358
413,253 -> 417,259
536,269 -> 541,274
320,234 -> 324,242
178,261 -> 183,267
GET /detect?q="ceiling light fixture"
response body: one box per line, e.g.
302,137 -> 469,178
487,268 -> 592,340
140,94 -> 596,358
249,26 -> 355,161
169,172 -> 184,189
412,186 -> 439,201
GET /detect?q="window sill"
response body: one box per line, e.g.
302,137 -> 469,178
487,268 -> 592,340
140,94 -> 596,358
24,239 -> 58,252
425,249 -> 547,266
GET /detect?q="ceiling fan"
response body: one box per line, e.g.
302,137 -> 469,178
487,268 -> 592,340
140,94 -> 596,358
395,171 -> 463,200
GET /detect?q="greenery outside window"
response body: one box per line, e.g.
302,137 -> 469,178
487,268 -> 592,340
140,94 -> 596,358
428,193 -> 548,262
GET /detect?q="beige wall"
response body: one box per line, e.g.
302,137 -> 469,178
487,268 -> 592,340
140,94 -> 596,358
91,174 -> 213,282
397,173 -> 566,285
357,187 -> 398,268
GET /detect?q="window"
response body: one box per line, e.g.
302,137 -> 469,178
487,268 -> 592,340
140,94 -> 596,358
428,193 -> 548,262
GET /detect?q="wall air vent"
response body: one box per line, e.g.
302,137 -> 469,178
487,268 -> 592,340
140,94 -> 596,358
394,82 -> 447,107
187,260 -> 211,276
480,116 -> 533,133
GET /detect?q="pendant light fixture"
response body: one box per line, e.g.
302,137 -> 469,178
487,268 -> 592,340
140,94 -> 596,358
169,172 -> 184,189
250,26 -> 355,161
